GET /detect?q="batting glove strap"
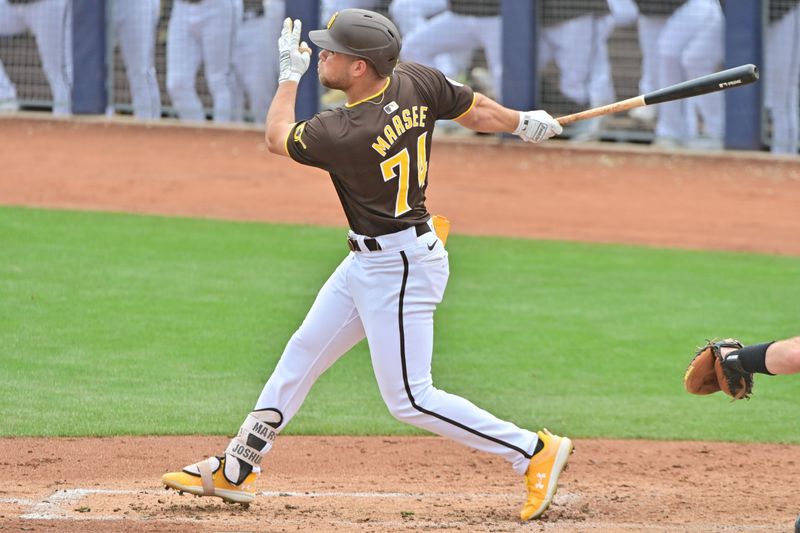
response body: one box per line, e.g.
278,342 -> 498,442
513,110 -> 563,143
278,18 -> 311,84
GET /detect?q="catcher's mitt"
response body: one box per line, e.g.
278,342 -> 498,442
684,339 -> 753,400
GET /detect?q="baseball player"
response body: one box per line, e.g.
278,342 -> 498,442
109,0 -> 161,120
0,63 -> 18,112
402,0 -> 502,97
0,0 -> 72,115
572,0 -> 639,142
685,336 -> 800,401
717,337 -> 800,376
162,9 -> 573,521
166,0 -> 242,122
231,0 -> 284,124
628,0 -> 685,124
765,0 -> 800,155
390,0 -> 472,90
538,0 -> 611,108
653,0 -> 725,148
320,0 -> 379,25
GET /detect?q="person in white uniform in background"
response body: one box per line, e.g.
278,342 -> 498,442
232,0 -> 284,124
765,0 -> 800,155
166,0 -> 241,122
109,0 -> 161,120
401,0 -> 502,98
538,1 -> 609,110
572,0 -> 639,141
320,0 -> 379,24
653,0 -> 724,149
0,0 -> 72,115
390,0 -> 472,91
629,0 -> 683,125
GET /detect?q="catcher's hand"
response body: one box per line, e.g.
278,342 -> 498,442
278,18 -> 311,84
684,339 -> 753,400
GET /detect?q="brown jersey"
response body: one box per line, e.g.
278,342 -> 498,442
286,62 -> 475,236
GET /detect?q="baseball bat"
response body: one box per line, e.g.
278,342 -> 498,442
556,64 -> 759,126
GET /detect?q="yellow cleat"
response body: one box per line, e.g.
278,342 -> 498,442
162,456 -> 258,504
520,429 -> 573,520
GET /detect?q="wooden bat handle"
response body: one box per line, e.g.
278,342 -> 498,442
557,96 -> 645,126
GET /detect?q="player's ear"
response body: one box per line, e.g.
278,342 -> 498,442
351,58 -> 372,79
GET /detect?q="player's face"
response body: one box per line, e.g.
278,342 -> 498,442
317,49 -> 359,90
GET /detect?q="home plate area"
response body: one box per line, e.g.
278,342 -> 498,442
1,435 -> 798,532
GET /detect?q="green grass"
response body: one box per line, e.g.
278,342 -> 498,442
1,206 -> 798,442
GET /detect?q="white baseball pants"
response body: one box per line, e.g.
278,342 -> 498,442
232,0 -> 284,124
636,14 -> 668,95
588,14 -> 617,108
401,11 -> 501,97
765,4 -> 800,154
655,0 -> 724,140
0,0 -> 72,115
253,225 -> 538,475
538,15 -> 595,105
390,0 -> 471,81
110,0 -> 161,120
166,0 -> 241,122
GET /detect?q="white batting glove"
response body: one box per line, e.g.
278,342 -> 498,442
513,110 -> 563,143
278,18 -> 311,84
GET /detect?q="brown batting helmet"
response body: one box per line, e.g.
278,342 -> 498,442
309,9 -> 401,77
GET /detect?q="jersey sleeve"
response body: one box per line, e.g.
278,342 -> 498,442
285,114 -> 336,171
401,62 -> 476,121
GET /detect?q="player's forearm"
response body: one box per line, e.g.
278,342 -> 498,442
265,82 -> 299,155
455,93 -> 520,133
766,337 -> 800,375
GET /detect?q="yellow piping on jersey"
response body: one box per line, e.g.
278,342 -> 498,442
452,93 -> 477,121
345,78 -> 391,108
293,122 -> 308,149
284,122 -> 297,156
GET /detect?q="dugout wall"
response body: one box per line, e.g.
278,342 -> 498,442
0,0 -> 796,152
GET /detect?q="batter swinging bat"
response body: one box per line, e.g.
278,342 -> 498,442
557,64 -> 759,126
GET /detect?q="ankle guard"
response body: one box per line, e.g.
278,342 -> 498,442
224,408 -> 283,485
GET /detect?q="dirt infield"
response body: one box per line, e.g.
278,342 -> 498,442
2,116 -> 800,532
2,436 -> 800,532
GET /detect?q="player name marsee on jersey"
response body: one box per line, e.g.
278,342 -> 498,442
372,105 -> 429,157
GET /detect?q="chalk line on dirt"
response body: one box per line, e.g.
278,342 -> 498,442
3,488 -> 782,531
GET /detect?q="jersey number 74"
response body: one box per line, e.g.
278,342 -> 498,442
380,132 -> 429,217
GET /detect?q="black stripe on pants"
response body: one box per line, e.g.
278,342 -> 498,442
397,251 -> 532,460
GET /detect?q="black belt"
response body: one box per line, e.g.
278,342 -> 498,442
348,223 -> 431,252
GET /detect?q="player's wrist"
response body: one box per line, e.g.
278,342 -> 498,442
512,111 -> 525,135
279,73 -> 303,84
